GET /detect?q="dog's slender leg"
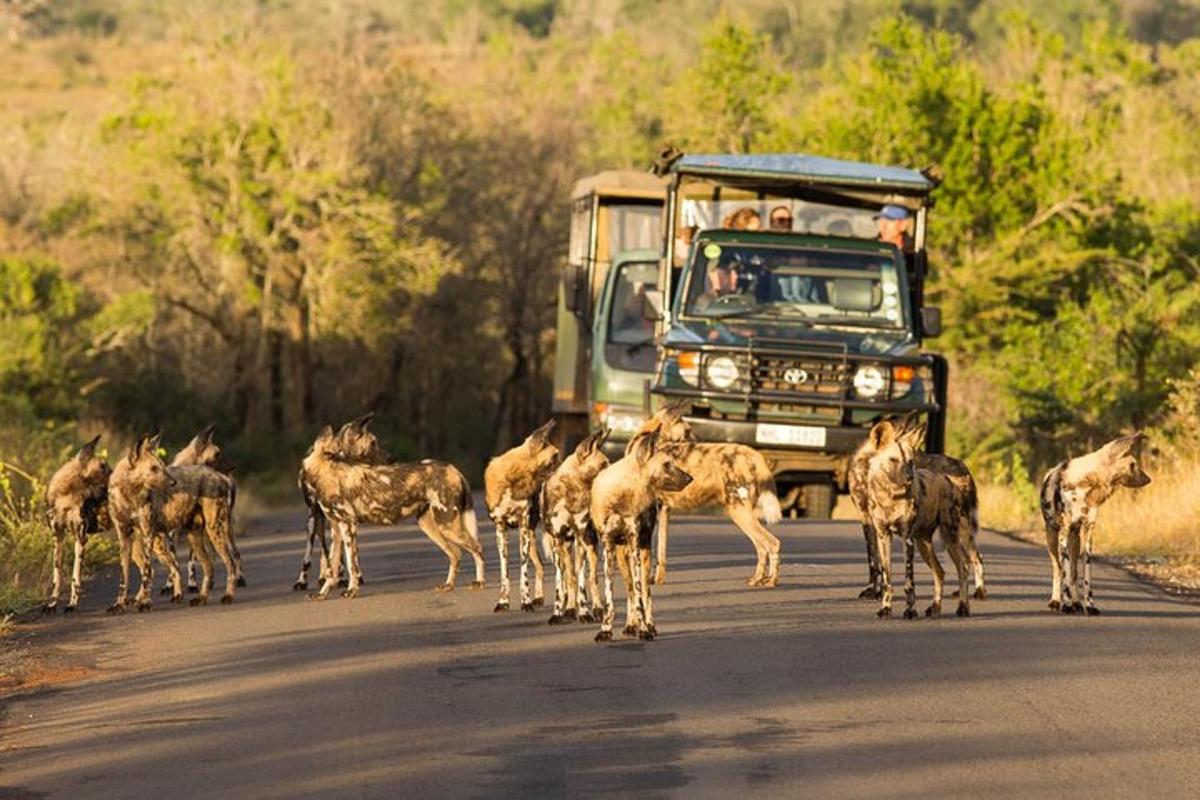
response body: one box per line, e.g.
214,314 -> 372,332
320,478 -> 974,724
314,518 -> 344,600
594,540 -> 616,642
66,526 -> 87,612
584,529 -> 603,622
638,541 -> 656,639
1046,520 -> 1065,610
447,514 -> 486,588
967,528 -> 987,600
339,520 -> 361,599
525,518 -> 545,608
43,528 -> 64,613
418,512 -> 460,592
875,532 -> 893,617
296,504 -> 319,590
653,505 -> 670,585
859,522 -> 881,598
1064,520 -> 1083,613
187,529 -> 212,606
149,532 -> 183,607
902,537 -> 918,619
109,521 -> 133,613
916,537 -> 944,617
1082,515 -> 1100,615
518,521 -> 534,612
946,537 -> 971,617
185,536 -> 198,595
619,543 -> 640,637
493,519 -> 510,612
728,504 -> 769,586
548,537 -> 566,624
132,534 -> 156,611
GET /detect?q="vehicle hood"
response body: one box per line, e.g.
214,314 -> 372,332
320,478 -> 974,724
663,317 -> 916,356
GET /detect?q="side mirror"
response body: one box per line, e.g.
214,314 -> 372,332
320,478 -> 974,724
641,289 -> 665,321
920,306 -> 942,338
562,263 -> 585,315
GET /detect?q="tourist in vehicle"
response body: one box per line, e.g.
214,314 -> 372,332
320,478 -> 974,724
674,224 -> 699,266
768,205 -> 793,231
722,207 -> 761,230
875,204 -> 913,250
692,257 -> 744,312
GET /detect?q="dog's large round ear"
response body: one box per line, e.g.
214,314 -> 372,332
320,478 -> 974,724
632,429 -> 658,466
78,434 -> 101,461
200,423 -> 217,444
868,420 -> 896,450
147,432 -> 164,455
901,422 -> 927,450
594,427 -> 611,453
527,419 -> 556,448
351,411 -> 375,431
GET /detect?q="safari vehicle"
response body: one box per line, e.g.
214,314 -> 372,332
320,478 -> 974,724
648,153 -> 948,518
552,170 -> 666,455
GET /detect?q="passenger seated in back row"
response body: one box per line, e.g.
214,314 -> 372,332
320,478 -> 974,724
723,207 -> 761,230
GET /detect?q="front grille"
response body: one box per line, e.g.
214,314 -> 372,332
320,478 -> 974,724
751,355 -> 849,398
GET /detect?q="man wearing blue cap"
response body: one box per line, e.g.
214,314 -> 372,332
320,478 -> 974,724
875,204 -> 912,250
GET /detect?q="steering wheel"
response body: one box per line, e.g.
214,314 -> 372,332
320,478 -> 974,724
712,292 -> 750,306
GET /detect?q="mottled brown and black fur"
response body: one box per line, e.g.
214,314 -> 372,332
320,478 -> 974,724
484,420 -> 559,612
628,405 -> 782,587
168,425 -> 245,594
294,413 -> 386,591
865,421 -> 982,619
1039,433 -> 1150,615
591,430 -> 693,642
850,415 -> 985,601
541,428 -> 610,624
303,425 -> 484,599
125,440 -> 240,609
43,436 -> 111,613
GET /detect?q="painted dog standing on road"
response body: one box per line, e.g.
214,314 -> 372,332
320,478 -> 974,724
865,421 -> 981,619
1039,433 -> 1150,615
628,405 -> 782,587
591,429 -> 693,642
303,425 -> 484,599
294,413 -> 386,591
125,438 -> 240,609
850,414 -> 986,602
484,420 -> 559,612
43,436 -> 110,613
168,425 -> 245,594
541,427 -> 610,624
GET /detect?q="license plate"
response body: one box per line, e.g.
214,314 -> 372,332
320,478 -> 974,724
755,423 -> 827,448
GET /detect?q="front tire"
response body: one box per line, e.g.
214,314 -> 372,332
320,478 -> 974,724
802,483 -> 835,520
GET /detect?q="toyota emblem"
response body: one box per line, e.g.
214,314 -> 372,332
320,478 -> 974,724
783,368 -> 808,385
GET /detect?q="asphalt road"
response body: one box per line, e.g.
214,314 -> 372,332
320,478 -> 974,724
2,510 -> 1199,799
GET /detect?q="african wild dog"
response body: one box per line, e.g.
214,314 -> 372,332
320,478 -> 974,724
303,425 -> 484,599
484,420 -> 559,612
167,425 -> 245,594
849,414 -> 986,601
126,439 -> 240,608
541,428 -> 610,624
591,430 -> 693,642
1039,433 -> 1150,615
107,433 -> 174,613
629,405 -> 782,587
865,421 -> 981,619
294,413 -> 385,591
43,436 -> 111,613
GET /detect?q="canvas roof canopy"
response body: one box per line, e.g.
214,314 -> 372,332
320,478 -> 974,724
671,153 -> 937,210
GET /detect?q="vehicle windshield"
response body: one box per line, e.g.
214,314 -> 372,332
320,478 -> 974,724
683,241 -> 906,329
608,260 -> 658,345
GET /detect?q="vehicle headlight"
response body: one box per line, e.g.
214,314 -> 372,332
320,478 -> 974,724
705,355 -> 739,389
594,404 -> 645,436
676,352 -> 700,387
853,365 -> 886,399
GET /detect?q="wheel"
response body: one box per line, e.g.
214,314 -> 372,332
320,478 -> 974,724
801,483 -> 834,519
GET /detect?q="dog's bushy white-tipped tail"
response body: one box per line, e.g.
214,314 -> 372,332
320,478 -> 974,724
757,489 -> 783,525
